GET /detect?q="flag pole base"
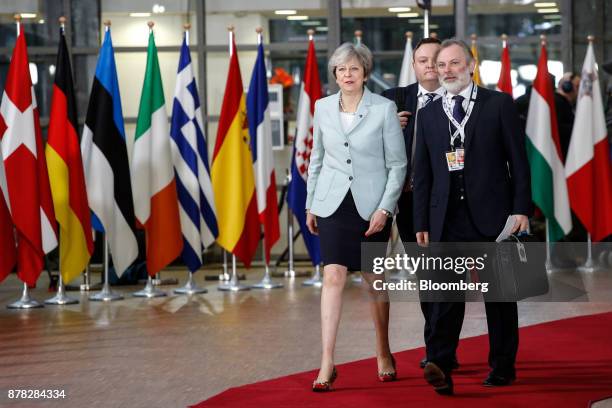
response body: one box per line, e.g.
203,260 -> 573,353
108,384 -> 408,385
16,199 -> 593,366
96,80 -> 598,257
45,281 -> 79,305
89,282 -> 124,302
251,266 -> 283,289
351,274 -> 363,284
218,281 -> 250,291
7,283 -> 43,309
279,270 -> 310,278
174,272 -> 208,295
133,277 -> 167,298
302,264 -> 323,287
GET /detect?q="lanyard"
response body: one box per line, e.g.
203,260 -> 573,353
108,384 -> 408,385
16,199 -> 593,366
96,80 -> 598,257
441,83 -> 478,148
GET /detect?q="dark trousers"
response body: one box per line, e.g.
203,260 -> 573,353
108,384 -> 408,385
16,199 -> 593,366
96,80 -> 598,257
424,193 -> 518,377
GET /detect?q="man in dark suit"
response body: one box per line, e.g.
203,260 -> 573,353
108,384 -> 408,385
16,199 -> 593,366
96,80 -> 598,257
413,39 -> 532,395
382,37 -> 459,371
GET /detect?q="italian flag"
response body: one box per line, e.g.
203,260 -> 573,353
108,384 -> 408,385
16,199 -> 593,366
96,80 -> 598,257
565,42 -> 612,242
525,43 -> 572,242
131,29 -> 183,276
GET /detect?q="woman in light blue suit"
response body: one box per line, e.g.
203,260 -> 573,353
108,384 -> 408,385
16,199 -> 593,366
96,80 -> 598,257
306,42 -> 407,391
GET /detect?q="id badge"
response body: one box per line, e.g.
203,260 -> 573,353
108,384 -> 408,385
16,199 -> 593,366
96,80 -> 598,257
455,148 -> 465,168
445,151 -> 460,172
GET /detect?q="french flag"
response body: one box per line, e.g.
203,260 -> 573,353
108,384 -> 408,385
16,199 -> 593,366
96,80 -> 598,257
247,34 -> 280,263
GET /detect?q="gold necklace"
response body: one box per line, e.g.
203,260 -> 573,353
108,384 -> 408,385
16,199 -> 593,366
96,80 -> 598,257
339,93 -> 362,115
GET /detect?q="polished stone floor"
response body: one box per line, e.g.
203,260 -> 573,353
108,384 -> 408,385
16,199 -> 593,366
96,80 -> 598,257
1,263 -> 612,408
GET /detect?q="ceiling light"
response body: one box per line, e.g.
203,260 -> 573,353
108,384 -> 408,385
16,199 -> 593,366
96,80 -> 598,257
275,10 -> 297,15
316,26 -> 328,32
129,12 -> 151,17
287,15 -> 308,20
537,8 -> 559,13
152,4 -> 166,13
398,12 -> 419,17
543,14 -> 562,19
534,2 -> 557,7
301,21 -> 321,26
388,7 -> 411,12
20,13 -> 37,18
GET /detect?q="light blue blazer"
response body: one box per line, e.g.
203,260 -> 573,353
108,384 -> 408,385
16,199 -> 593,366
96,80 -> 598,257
306,87 -> 407,220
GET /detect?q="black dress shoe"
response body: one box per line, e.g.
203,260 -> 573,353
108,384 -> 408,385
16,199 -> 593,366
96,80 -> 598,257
424,362 -> 454,395
483,373 -> 515,387
420,356 -> 460,370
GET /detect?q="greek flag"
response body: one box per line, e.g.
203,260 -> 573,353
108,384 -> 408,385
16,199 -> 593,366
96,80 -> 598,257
170,35 -> 219,272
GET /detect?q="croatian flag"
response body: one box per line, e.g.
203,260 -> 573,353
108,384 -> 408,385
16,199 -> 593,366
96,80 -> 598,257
247,36 -> 280,264
287,35 -> 322,266
170,34 -> 219,272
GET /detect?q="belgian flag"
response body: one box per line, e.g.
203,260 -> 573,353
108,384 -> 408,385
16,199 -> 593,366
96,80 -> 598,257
45,24 -> 93,283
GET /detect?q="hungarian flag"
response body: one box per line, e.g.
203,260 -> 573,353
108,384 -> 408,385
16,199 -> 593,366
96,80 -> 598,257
211,36 -> 260,268
132,29 -> 183,276
45,27 -> 93,284
170,34 -> 219,272
81,27 -> 138,276
0,150 -> 15,282
398,32 -> 416,87
287,35 -> 322,266
565,42 -> 612,241
247,36 -> 280,264
471,40 -> 483,86
525,43 -> 572,242
497,39 -> 513,96
0,29 -> 57,286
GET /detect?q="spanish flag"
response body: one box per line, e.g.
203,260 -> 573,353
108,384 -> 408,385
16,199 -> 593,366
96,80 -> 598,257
45,26 -> 93,283
211,35 -> 260,268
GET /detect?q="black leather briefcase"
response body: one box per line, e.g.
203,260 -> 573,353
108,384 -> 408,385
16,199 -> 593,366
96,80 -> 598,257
484,234 -> 550,302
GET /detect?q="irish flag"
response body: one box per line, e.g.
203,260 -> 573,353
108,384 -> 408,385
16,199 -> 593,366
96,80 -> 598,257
131,28 -> 182,276
565,42 -> 612,242
525,42 -> 572,242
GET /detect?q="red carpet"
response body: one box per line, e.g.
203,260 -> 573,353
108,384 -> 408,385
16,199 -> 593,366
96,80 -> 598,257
192,312 -> 612,408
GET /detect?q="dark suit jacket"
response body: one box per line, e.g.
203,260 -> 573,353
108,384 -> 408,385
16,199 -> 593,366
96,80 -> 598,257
413,86 -> 533,242
381,83 -> 419,170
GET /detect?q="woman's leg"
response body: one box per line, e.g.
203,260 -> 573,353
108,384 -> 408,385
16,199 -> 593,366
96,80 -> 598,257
361,272 -> 395,373
316,264 -> 348,382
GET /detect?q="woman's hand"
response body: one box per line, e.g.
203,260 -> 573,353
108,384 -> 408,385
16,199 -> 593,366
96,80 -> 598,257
365,210 -> 388,237
306,211 -> 318,235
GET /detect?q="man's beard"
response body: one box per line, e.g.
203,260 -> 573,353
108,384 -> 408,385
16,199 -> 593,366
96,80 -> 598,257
440,67 -> 472,94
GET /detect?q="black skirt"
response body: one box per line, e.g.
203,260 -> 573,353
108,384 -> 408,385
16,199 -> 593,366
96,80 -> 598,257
317,192 -> 392,272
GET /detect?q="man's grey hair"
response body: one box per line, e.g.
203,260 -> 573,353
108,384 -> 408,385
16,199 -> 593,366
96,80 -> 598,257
328,42 -> 373,80
436,38 -> 474,63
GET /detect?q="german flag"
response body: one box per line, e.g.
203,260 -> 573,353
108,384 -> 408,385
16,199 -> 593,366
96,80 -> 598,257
211,36 -> 260,268
45,26 -> 93,283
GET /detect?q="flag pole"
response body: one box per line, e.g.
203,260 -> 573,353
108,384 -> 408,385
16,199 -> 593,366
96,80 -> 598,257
354,30 -> 362,45
251,27 -> 283,290
45,16 -> 80,306
89,234 -> 124,301
174,22 -> 208,295
424,9 -> 430,37
6,13 -> 44,310
351,28 -> 363,284
217,25 -> 250,292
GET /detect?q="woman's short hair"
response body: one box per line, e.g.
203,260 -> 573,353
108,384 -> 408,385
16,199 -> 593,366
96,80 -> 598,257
328,42 -> 373,80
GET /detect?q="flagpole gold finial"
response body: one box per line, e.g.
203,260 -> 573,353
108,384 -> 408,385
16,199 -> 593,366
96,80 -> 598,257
406,31 -> 413,39
147,21 -> 154,29
430,31 -> 438,39
587,35 -> 594,43
307,28 -> 315,37
256,27 -> 263,34
471,33 -> 477,44
355,30 -> 362,38
501,33 -> 508,41
14,13 -> 22,22
59,16 -> 67,25
183,23 -> 191,30
227,25 -> 235,32
104,20 -> 111,27
540,34 -> 547,46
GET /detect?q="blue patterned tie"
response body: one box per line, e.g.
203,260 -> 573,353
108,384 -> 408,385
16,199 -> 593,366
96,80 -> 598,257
423,93 -> 436,107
